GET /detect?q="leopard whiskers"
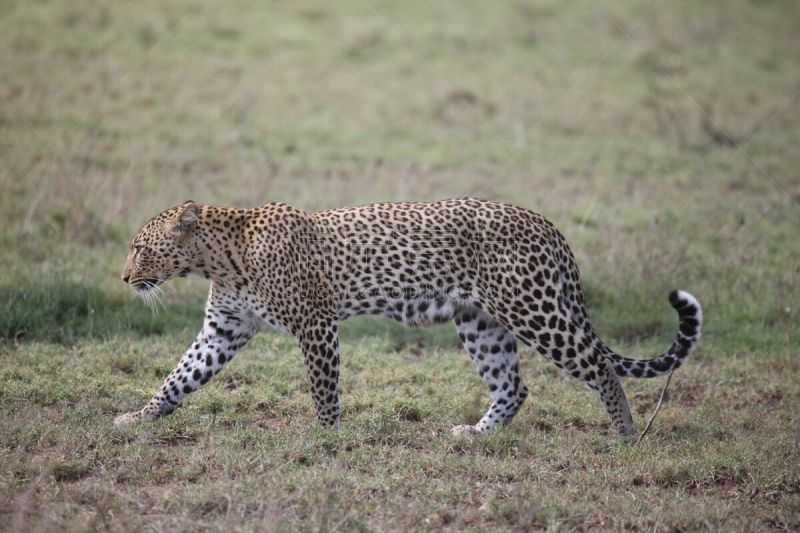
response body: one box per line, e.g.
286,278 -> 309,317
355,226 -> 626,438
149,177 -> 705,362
147,282 -> 166,314
151,277 -> 179,295
137,288 -> 159,315
136,280 -> 167,315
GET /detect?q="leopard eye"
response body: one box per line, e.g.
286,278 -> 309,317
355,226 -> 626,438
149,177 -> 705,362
133,244 -> 145,254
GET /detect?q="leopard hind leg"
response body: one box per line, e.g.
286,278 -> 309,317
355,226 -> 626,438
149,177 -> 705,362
451,308 -> 529,436
494,306 -> 635,438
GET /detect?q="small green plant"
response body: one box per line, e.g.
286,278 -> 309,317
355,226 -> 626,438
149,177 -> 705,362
390,399 -> 424,422
51,459 -> 91,482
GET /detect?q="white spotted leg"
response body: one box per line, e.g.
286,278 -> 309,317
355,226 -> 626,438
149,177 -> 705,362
114,294 -> 259,426
451,309 -> 529,437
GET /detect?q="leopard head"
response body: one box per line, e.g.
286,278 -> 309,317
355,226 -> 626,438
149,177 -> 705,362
121,201 -> 201,294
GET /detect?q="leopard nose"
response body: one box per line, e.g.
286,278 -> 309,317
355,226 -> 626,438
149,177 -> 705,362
122,274 -> 130,283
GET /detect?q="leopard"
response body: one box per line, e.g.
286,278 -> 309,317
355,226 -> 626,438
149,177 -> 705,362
114,198 -> 702,438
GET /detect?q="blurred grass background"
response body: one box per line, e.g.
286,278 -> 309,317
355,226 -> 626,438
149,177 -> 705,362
1,0 -> 797,346
0,0 -> 798,530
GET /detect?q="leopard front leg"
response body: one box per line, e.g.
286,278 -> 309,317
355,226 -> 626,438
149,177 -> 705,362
296,315 -> 342,428
114,305 -> 258,427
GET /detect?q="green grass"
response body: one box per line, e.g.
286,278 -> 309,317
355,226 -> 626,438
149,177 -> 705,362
1,333 -> 798,530
1,0 -> 799,530
0,271 -> 201,342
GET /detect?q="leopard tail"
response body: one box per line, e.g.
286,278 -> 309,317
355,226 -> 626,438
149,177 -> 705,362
596,290 -> 702,378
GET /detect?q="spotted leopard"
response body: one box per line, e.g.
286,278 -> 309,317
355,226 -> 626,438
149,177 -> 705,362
115,198 -> 702,438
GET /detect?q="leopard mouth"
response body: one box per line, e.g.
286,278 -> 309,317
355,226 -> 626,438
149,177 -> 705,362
131,278 -> 163,291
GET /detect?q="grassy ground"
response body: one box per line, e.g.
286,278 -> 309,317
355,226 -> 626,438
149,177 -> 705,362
1,0 -> 798,530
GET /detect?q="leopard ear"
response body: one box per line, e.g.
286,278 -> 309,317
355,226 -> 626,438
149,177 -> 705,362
173,201 -> 198,237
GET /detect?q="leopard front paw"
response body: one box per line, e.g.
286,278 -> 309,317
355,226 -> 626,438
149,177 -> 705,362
450,424 -> 479,438
114,410 -> 145,428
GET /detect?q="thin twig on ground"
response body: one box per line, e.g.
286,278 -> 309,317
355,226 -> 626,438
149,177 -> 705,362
635,370 -> 674,446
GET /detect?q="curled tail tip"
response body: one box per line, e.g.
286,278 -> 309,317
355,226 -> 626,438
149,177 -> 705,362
669,289 -> 703,324
668,290 -> 703,350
